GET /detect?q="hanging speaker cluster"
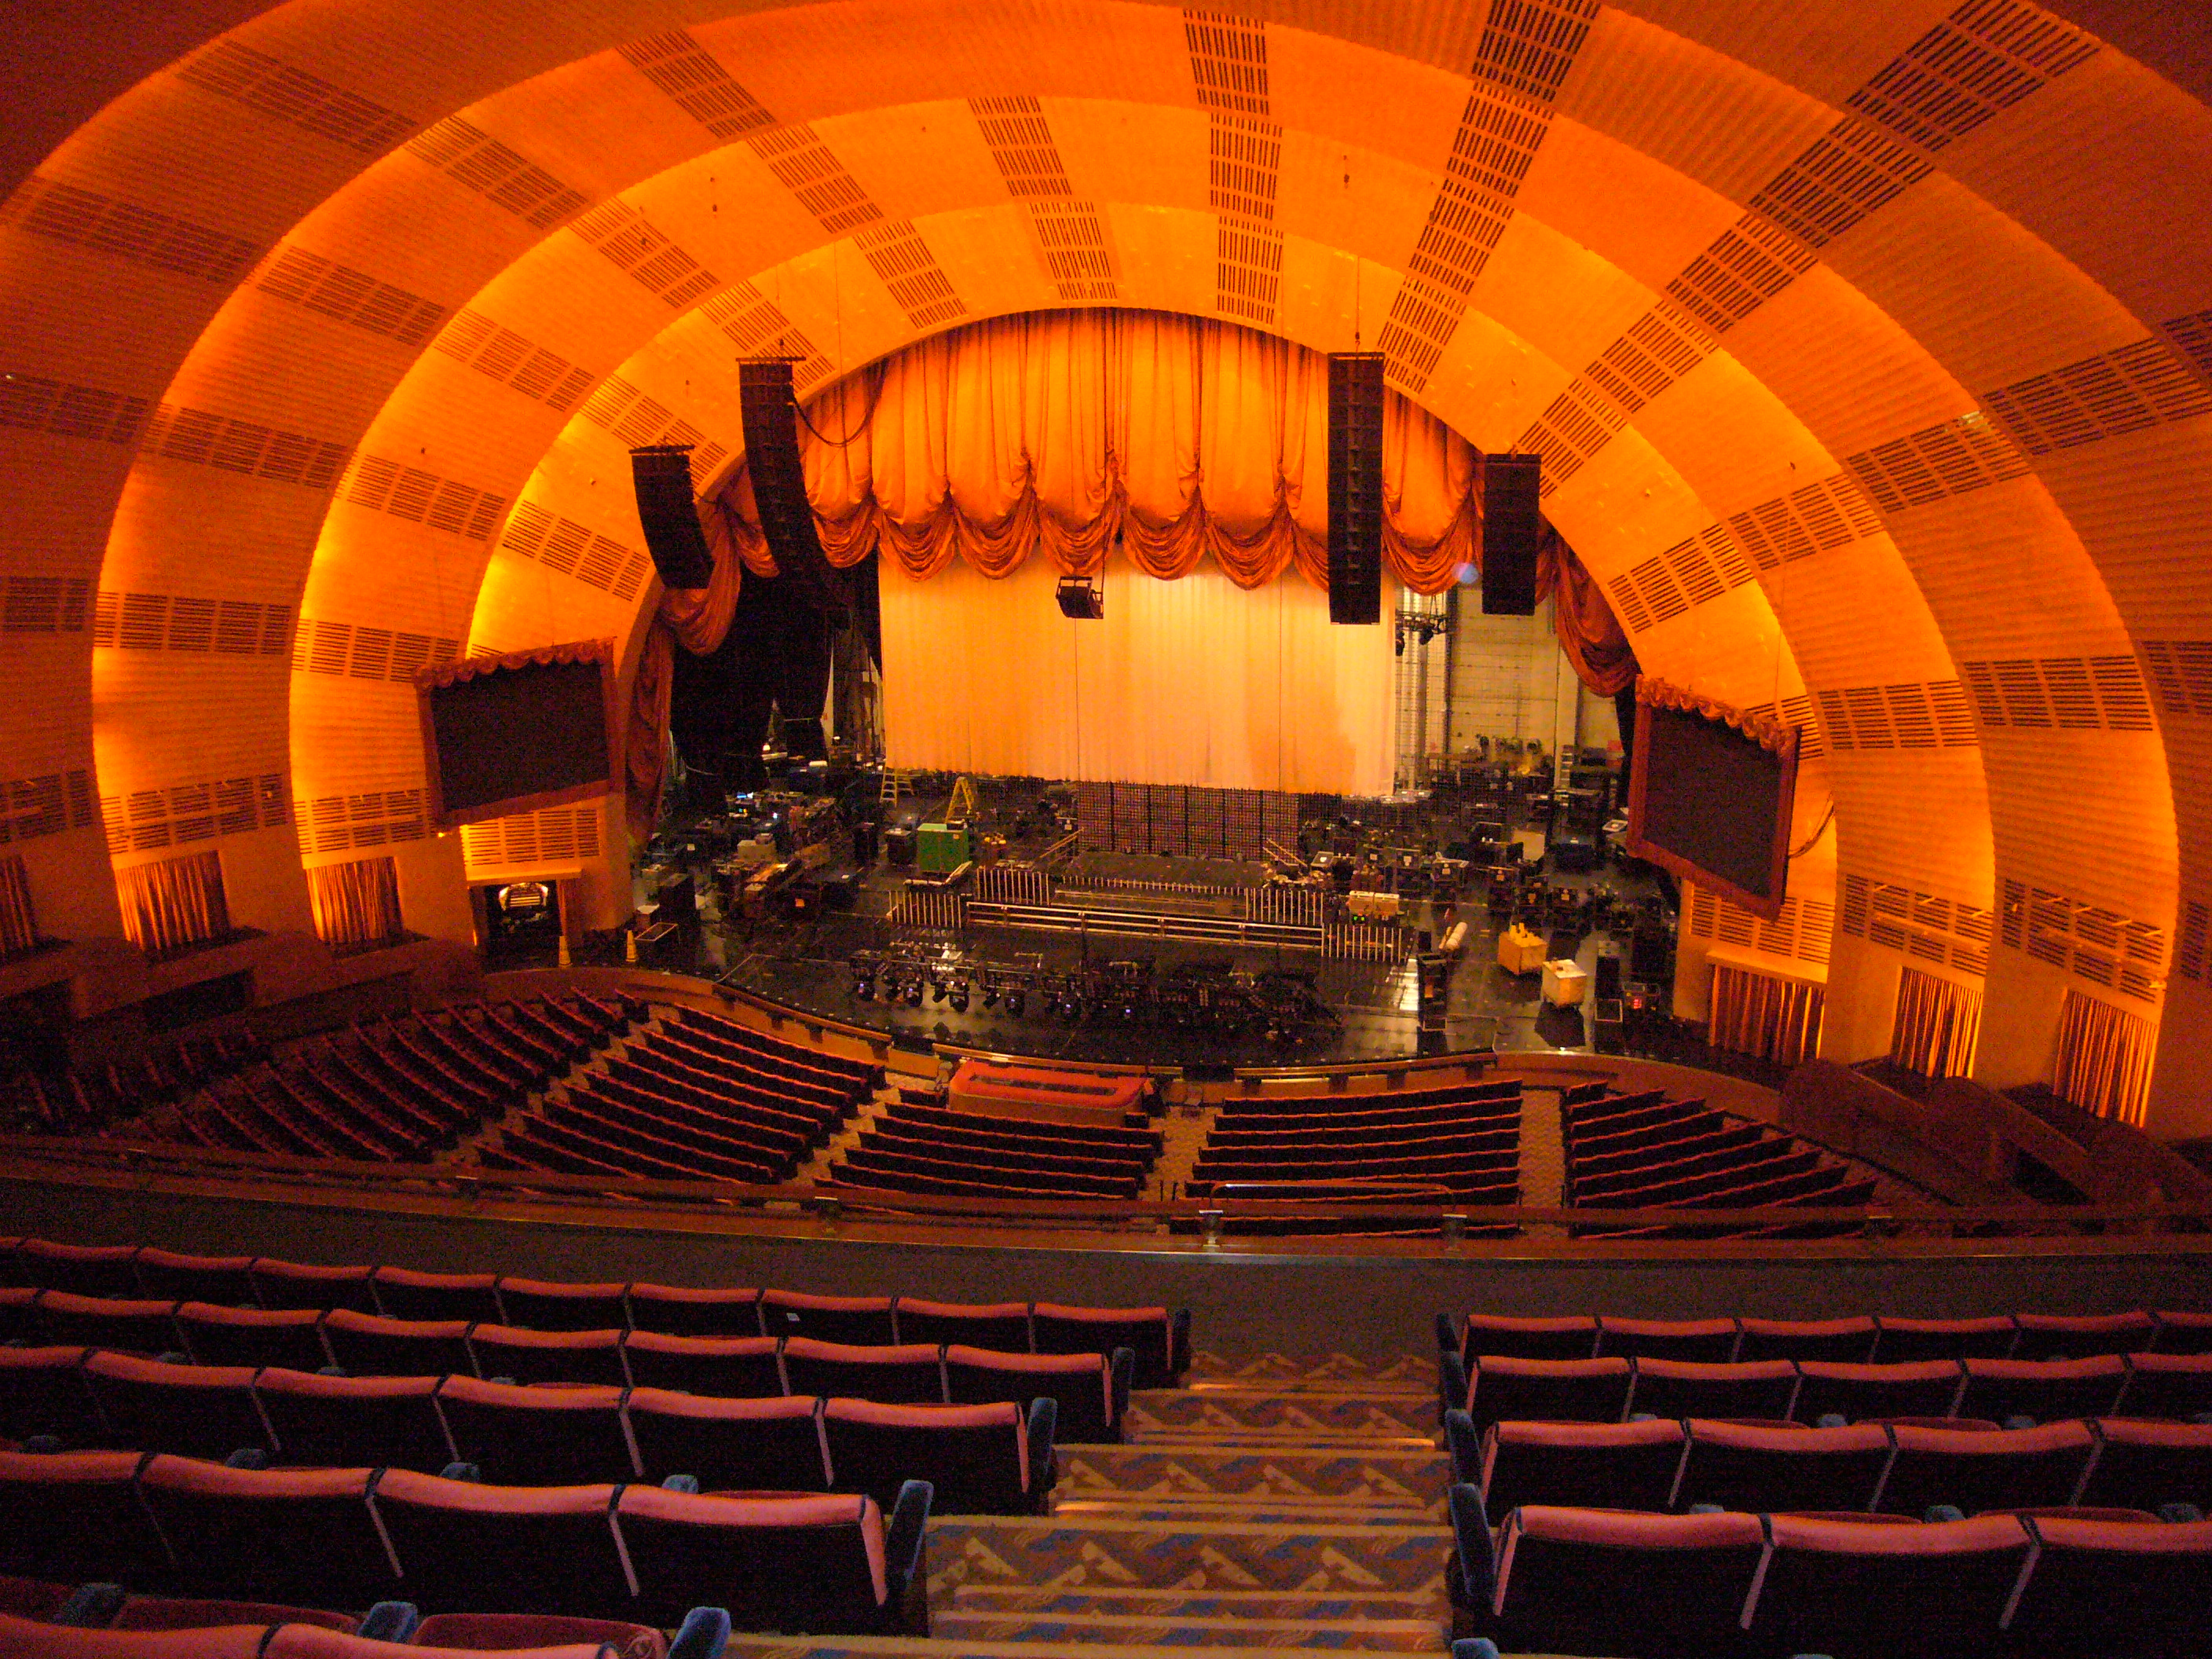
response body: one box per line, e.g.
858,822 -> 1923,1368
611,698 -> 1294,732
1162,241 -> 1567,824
1478,451 -> 1542,616
629,445 -> 715,589
738,358 -> 833,600
1326,352 -> 1385,626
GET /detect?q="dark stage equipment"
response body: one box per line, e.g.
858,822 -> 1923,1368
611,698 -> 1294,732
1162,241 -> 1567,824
739,358 -> 833,596
1327,351 -> 1383,626
629,445 -> 716,589
1056,572 -> 1104,619
1478,450 -> 1541,616
1626,694 -> 1800,918
419,641 -> 615,825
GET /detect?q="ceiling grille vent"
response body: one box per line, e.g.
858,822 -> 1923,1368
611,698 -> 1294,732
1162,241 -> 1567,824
2,578 -> 91,635
1839,872 -> 1994,976
0,769 -> 97,847
2177,899 -> 2210,984
1844,412 -> 2028,513
298,789 -> 427,855
2139,642 -> 2212,718
1686,886 -> 1833,966
1811,680 -> 1977,751
460,805 -> 603,871
853,219 -> 967,330
135,404 -> 350,489
0,176 -> 262,284
498,501 -> 650,602
1034,203 -> 1120,304
1960,655 -> 2157,732
567,199 -> 724,309
0,370 -> 152,448
1209,115 -> 1281,222
91,591 -> 291,657
1184,9 -> 1269,116
1664,212 -> 1817,333
971,96 -> 1074,197
1846,0 -> 2097,152
699,287 -> 832,389
1983,336 -> 2212,453
617,31 -> 775,138
1470,0 -> 1600,101
101,771 -> 287,855
1994,874 -> 2166,1002
257,247 -> 446,347
174,40 -> 413,152
290,617 -> 456,682
575,374 -> 728,478
747,124 -> 884,234
405,118 -> 588,229
341,453 -> 506,540
1741,697 -> 1826,760
1748,117 -> 1933,248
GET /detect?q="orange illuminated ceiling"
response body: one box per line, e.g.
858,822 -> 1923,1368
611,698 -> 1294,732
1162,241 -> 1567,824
2,0 -> 2209,1127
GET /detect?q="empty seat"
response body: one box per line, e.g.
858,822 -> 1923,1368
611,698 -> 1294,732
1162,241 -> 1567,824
1593,1316 -> 1741,1363
624,1284 -> 760,1339
35,1291 -> 181,1356
465,1325 -> 627,1389
0,1613 -> 265,1658
779,1339 -> 944,1405
1744,1511 -> 2032,1659
1473,1503 -> 1765,1658
756,1291 -> 896,1346
175,1303 -> 329,1372
20,1239 -> 142,1297
1468,1416 -> 1683,1518
1879,1420 -> 2097,1518
136,1456 -> 397,1610
1955,1355 -> 2128,1424
944,1345 -> 1126,1442
407,1612 -> 679,1659
108,1599 -> 356,1635
249,1261 -> 379,1314
892,1298 -> 1031,1352
0,1578 -> 71,1622
254,1369 -> 452,1471
824,1397 -> 1047,1515
1450,1314 -> 1597,1364
321,1310 -> 475,1379
2013,1311 -> 2159,1361
625,1389 -> 829,1491
1792,1359 -> 1964,1425
433,1377 -> 636,1485
367,1469 -> 633,1618
2119,1351 -> 2212,1420
1674,1419 -> 1892,1515
0,1448 -> 170,1583
133,1251 -> 259,1309
2076,1418 -> 2212,1512
82,1352 -> 273,1461
493,1278 -> 631,1334
2154,1310 -> 2212,1356
618,1331 -> 784,1397
2005,1512 -> 2212,1657
1459,1356 -> 1632,1431
1735,1315 -> 1877,1364
0,1346 -> 99,1446
614,1483 -> 930,1632
1626,1357 -> 1799,1422
1872,1314 -> 2019,1363
1031,1304 -> 1186,1390
371,1268 -> 502,1324
0,1284 -> 35,1343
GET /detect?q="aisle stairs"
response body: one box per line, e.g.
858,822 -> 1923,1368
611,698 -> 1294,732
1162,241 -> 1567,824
724,1348 -> 1457,1659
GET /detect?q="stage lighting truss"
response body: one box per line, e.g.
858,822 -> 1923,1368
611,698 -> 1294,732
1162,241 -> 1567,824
1393,608 -> 1451,657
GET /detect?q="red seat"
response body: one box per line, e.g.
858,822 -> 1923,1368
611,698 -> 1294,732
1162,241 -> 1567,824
780,1340 -> 943,1406
82,1352 -> 273,1462
2153,1310 -> 2212,1356
1674,1419 -> 1893,1514
371,1269 -> 502,1325
366,1469 -> 632,1618
434,1378 -> 637,1485
35,1291 -> 181,1357
1480,1505 -> 1764,1657
1474,1418 -> 1685,1518
19,1240 -> 142,1298
1031,1303 -> 1184,1389
622,1285 -> 760,1339
624,1389 -> 828,1492
892,1298 -> 1030,1352
2119,1351 -> 2212,1420
617,1331 -> 783,1397
0,1577 -> 71,1621
2013,1311 -> 2158,1361
464,1325 -> 627,1390
137,1456 -> 397,1610
1955,1356 -> 2129,1425
174,1303 -> 329,1373
757,1291 -> 895,1346
253,1369 -> 452,1471
0,1346 -> 99,1447
1791,1359 -> 1964,1425
613,1485 -> 917,1632
1593,1316 -> 1741,1363
492,1280 -> 632,1335
1625,1357 -> 1799,1421
1460,1356 -> 1632,1430
823,1397 -> 1040,1514
1872,1315 -> 2019,1363
1745,1511 -> 2033,1657
410,1613 -> 664,1658
1452,1314 -> 1598,1364
248,1261 -> 379,1315
1736,1316 -> 1877,1364
1878,1420 -> 2096,1518
0,1448 -> 170,1584
322,1310 -> 475,1379
944,1345 -> 1121,1441
266,1628 -> 622,1658
133,1251 -> 259,1309
2005,1513 -> 2212,1655
0,1613 -> 266,1657
112,1599 -> 355,1635
2076,1417 -> 2212,1512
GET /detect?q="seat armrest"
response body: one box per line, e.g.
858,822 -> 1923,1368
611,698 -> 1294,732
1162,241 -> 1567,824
1448,1482 -> 1495,1611
1170,1309 -> 1192,1379
1441,1351 -> 1469,1423
1450,1643 -> 1503,1659
1443,1408 -> 1481,1489
1027,1396 -> 1059,1496
356,1602 -> 419,1643
1109,1346 -> 1134,1432
55,1584 -> 126,1628
1436,1313 -> 1460,1356
888,1478 -> 934,1606
661,1474 -> 701,1494
669,1606 -> 731,1659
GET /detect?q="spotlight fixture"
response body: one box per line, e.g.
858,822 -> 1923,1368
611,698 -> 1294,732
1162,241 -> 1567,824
1056,572 -> 1104,620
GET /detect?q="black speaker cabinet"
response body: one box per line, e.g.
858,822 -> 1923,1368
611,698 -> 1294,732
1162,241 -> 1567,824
1327,352 -> 1384,625
1478,451 -> 1542,616
739,358 -> 832,595
630,445 -> 715,588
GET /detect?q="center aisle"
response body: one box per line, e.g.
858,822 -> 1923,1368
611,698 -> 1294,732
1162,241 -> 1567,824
725,1348 -> 1454,1658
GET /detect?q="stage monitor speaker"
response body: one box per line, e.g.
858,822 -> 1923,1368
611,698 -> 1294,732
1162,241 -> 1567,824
739,358 -> 832,595
1327,352 -> 1384,626
629,445 -> 716,589
1478,451 -> 1541,615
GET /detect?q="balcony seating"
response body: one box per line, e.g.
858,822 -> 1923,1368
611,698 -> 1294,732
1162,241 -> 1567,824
254,1369 -> 451,1471
617,1333 -> 783,1397
432,1379 -> 637,1485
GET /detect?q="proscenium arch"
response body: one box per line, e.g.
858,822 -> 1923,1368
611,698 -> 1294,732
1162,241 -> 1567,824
1,1 -> 2204,1127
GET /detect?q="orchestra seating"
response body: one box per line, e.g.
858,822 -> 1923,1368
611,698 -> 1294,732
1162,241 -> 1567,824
1560,1086 -> 1878,1237
823,1095 -> 1162,1202
481,1009 -> 873,1185
2,1030 -> 269,1137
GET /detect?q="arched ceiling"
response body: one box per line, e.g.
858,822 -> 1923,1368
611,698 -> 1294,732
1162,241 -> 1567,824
2,0 -> 2208,1129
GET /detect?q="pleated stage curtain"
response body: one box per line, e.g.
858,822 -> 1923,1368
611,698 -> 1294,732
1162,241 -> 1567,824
115,850 -> 230,955
2051,989 -> 2156,1126
1708,961 -> 1826,1067
306,856 -> 405,950
1888,966 -> 1984,1079
0,854 -> 35,954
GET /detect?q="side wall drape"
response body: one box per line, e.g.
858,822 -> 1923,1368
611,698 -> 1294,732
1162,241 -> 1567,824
306,856 -> 405,950
115,851 -> 229,956
2052,989 -> 2156,1126
1709,961 -> 1826,1066
1889,965 -> 1983,1079
0,854 -> 35,954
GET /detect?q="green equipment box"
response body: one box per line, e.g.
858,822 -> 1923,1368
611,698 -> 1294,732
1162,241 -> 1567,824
917,822 -> 972,874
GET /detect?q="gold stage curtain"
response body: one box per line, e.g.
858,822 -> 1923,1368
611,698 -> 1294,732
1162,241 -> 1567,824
306,856 -> 405,950
1540,526 -> 1637,697
1709,961 -> 1826,1066
116,850 -> 229,956
2052,989 -> 2156,1126
0,854 -> 35,954
1888,965 -> 1983,1079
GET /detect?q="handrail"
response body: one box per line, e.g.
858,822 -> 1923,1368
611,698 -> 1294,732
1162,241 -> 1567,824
4,1132 -> 2209,1236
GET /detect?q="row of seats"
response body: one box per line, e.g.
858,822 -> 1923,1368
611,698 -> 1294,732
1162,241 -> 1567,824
1,1451 -> 932,1634
0,1605 -> 728,1659
0,1366 -> 1053,1508
1441,1308 -> 2212,1364
0,1340 -> 1130,1452
1207,1075 -> 1525,1129
826,1097 -> 1163,1204
1449,1499 -> 2210,1659
1188,1082 -> 1523,1203
1445,1350 -> 2212,1428
661,1008 -> 880,1097
1457,1413 -> 2212,1522
5,1027 -> 268,1137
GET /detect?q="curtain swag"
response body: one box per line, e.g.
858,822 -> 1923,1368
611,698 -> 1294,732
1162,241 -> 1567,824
1638,677 -> 1800,759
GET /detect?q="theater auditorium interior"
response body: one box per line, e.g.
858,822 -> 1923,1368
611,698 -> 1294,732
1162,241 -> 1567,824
5,0 -> 2212,1655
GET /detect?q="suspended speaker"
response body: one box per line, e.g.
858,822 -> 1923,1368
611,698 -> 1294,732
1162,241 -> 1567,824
629,445 -> 715,589
1327,352 -> 1385,626
1479,451 -> 1542,616
739,358 -> 833,600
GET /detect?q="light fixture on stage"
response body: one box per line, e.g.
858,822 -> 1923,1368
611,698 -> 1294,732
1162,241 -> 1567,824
1056,572 -> 1104,620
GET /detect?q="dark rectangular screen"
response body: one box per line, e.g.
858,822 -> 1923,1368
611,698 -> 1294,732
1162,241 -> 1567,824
1628,702 -> 1795,913
425,656 -> 611,820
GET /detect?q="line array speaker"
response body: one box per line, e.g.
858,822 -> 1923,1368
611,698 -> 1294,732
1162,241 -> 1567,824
1478,451 -> 1542,616
1327,352 -> 1385,626
739,358 -> 833,599
628,445 -> 715,589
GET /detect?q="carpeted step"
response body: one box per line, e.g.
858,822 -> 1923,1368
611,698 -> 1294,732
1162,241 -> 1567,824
1184,1351 -> 1438,1396
1054,1445 -> 1451,1514
1124,1390 -> 1438,1444
928,1610 -> 1446,1648
725,1638 -> 1442,1659
948,1586 -> 1447,1621
926,1513 -> 1453,1599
